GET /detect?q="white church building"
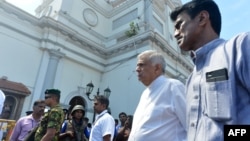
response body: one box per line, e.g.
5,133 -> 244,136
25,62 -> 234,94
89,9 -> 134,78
0,0 -> 193,121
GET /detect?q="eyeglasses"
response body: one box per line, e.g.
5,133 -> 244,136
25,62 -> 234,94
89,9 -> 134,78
44,96 -> 52,99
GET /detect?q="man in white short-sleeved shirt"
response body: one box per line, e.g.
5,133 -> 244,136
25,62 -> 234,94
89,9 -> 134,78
89,95 -> 115,141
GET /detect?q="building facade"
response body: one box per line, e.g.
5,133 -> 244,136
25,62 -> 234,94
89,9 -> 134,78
0,0 -> 193,121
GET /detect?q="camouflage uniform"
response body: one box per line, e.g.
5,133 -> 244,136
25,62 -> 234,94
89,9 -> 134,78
60,105 -> 88,141
61,119 -> 88,141
35,104 -> 64,141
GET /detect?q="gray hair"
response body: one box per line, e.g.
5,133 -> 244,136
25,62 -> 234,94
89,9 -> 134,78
138,50 -> 166,73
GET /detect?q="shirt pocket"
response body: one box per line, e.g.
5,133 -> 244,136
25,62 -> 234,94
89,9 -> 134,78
205,80 -> 232,121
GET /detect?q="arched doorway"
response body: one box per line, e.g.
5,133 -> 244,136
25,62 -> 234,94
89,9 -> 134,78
68,96 -> 86,113
1,96 -> 16,119
0,77 -> 30,120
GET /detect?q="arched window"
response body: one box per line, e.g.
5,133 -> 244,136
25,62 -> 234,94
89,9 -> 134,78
1,96 -> 16,119
68,96 -> 86,113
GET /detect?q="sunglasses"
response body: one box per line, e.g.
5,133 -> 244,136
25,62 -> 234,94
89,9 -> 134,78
45,96 -> 52,99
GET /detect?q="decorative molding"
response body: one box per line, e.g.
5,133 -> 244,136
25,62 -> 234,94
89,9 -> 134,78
38,18 -> 193,72
41,6 -> 52,17
48,49 -> 66,60
83,8 -> 98,27
153,4 -> 166,22
82,0 -> 141,18
1,0 -> 192,73
153,0 -> 165,12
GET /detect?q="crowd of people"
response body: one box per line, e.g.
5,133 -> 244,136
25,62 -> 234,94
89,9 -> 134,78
1,0 -> 250,141
2,88 -> 134,141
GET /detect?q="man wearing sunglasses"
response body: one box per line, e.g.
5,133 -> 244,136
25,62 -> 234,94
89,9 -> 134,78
35,89 -> 64,141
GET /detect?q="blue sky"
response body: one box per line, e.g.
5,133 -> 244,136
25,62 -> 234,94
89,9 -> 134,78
182,0 -> 250,39
6,0 -> 250,40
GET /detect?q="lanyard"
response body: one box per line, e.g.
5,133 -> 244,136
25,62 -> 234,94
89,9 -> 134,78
93,111 -> 108,125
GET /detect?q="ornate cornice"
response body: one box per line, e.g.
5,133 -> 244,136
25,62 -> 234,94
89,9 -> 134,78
82,0 -> 141,18
1,0 -> 192,73
37,17 -> 193,72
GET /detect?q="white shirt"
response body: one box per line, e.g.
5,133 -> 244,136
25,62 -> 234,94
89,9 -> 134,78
0,90 -> 5,114
128,75 -> 187,141
89,110 -> 115,141
0,90 -> 6,141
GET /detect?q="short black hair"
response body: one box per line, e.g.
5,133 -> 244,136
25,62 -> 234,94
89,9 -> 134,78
33,100 -> 45,106
119,112 -> 127,117
87,123 -> 92,128
26,111 -> 33,115
115,119 -> 119,123
94,95 -> 109,108
170,0 -> 221,35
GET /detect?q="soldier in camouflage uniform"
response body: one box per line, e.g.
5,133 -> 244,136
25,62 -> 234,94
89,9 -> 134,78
35,89 -> 64,141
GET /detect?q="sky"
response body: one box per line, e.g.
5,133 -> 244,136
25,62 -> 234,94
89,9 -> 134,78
5,0 -> 250,40
181,0 -> 250,39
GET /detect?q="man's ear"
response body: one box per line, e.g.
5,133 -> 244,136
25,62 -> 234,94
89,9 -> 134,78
155,64 -> 162,74
198,10 -> 209,26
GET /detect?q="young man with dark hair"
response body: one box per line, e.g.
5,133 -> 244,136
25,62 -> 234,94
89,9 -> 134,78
89,95 -> 115,141
170,0 -> 250,141
116,112 -> 127,131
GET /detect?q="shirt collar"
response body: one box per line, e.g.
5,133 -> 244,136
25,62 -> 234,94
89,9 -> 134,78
148,75 -> 165,89
95,109 -> 108,122
192,38 -> 225,64
190,51 -> 196,63
97,109 -> 108,118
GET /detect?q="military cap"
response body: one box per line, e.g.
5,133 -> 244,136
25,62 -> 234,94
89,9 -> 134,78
45,89 -> 61,96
